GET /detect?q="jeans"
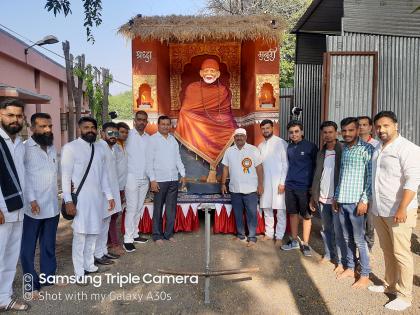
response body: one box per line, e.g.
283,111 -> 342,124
231,192 -> 258,242
152,181 -> 178,241
339,203 -> 371,277
20,214 -> 59,291
364,211 -> 375,251
319,203 -> 347,266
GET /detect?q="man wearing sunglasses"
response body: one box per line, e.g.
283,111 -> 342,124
94,122 -> 124,265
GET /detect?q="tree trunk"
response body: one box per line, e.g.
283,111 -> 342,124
73,54 -> 85,137
101,68 -> 110,124
62,41 -> 75,142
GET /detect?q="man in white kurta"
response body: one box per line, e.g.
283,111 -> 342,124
0,99 -> 28,311
94,123 -> 123,264
61,117 -> 114,282
123,111 -> 150,252
258,120 -> 288,244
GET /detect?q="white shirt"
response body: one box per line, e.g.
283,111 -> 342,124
371,135 -> 420,217
147,132 -> 185,182
24,137 -> 59,219
61,138 -> 113,234
0,128 -> 25,222
97,140 -> 123,217
222,143 -> 262,194
367,136 -> 380,148
258,136 -> 288,209
115,143 -> 127,190
319,150 -> 335,204
125,129 -> 149,180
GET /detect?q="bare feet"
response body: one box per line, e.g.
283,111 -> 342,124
261,235 -> 273,241
351,276 -> 370,289
31,290 -> 41,300
109,246 -> 125,256
168,237 -> 177,243
155,239 -> 164,245
318,257 -> 330,264
247,242 -> 256,247
334,265 -> 345,274
336,268 -> 355,280
232,236 -> 247,243
275,239 -> 283,247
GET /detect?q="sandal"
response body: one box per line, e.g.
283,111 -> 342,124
0,299 -> 30,312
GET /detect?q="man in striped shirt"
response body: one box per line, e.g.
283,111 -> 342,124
358,116 -> 379,255
21,113 -> 59,299
333,117 -> 373,289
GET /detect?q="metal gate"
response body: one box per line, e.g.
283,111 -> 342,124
323,51 -> 378,123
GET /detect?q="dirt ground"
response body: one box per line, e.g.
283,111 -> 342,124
10,212 -> 420,315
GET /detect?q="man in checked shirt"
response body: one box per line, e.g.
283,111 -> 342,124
333,117 -> 373,289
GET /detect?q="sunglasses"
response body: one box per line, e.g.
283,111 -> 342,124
106,130 -> 119,137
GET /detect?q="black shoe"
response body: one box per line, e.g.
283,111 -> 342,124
123,242 -> 136,252
134,236 -> 149,244
302,245 -> 312,257
104,253 -> 120,259
84,270 -> 98,275
94,256 -> 115,265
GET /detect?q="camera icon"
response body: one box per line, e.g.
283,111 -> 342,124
22,273 -> 33,301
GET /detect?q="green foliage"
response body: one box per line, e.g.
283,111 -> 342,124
280,33 -> 295,88
109,91 -> 133,120
205,0 -> 311,88
44,0 -> 102,43
78,64 -> 105,124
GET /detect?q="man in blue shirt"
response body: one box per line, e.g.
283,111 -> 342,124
281,120 -> 318,256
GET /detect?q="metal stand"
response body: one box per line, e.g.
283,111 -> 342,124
158,203 -> 259,304
204,205 -> 211,304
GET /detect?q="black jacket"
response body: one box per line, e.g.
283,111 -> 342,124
310,141 -> 343,205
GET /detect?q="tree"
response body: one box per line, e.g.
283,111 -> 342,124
44,0 -> 102,43
73,54 -> 85,137
205,0 -> 311,88
62,40 -> 75,141
109,91 -> 133,120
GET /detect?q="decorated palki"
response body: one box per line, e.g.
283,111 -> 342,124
120,15 -> 283,194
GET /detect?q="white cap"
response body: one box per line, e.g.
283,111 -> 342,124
234,128 -> 247,136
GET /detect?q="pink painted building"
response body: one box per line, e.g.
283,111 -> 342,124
0,28 -> 87,150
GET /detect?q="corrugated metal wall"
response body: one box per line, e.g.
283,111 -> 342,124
294,64 -> 323,145
327,33 -> 420,144
279,87 -> 294,139
296,33 -> 327,65
343,0 -> 420,38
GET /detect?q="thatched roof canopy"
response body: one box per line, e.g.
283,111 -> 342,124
118,15 -> 286,43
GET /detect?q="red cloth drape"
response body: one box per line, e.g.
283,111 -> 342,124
174,205 -> 200,232
174,81 -> 237,165
121,204 -> 289,236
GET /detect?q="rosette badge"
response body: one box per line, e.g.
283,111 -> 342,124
242,157 -> 252,173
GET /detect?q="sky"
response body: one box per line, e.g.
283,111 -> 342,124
1,0 -> 208,94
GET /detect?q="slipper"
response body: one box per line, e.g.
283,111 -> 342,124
0,299 -> 30,312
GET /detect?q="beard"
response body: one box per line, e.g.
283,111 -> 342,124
203,76 -> 217,84
1,121 -> 23,135
32,132 -> 54,146
263,132 -> 273,139
81,132 -> 97,143
105,137 -> 117,146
